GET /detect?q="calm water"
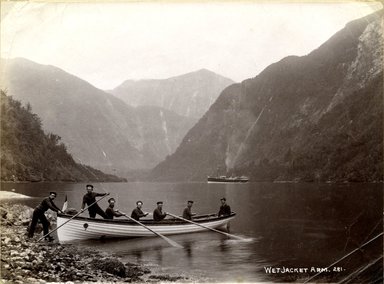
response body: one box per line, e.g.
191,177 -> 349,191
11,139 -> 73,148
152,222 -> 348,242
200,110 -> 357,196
1,182 -> 382,282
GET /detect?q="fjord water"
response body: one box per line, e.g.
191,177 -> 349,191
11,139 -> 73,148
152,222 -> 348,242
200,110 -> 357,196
1,182 -> 382,282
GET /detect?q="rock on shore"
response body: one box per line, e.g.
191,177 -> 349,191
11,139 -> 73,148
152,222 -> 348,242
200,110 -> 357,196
0,203 -> 187,283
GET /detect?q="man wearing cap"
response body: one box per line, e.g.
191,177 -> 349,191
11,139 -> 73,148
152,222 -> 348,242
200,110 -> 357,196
130,201 -> 149,220
153,201 -> 167,221
81,184 -> 109,219
28,192 -> 63,241
182,200 -> 196,220
218,197 -> 231,217
105,198 -> 124,220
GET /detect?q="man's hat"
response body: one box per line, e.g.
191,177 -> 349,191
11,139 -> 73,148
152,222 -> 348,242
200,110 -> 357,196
108,198 -> 115,203
136,200 -> 143,205
49,192 -> 57,197
187,200 -> 194,204
220,197 -> 226,201
157,201 -> 163,205
86,184 -> 94,188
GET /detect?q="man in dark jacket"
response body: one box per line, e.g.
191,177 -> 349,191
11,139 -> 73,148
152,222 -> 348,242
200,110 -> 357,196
105,198 -> 124,220
218,197 -> 231,217
153,201 -> 167,221
28,192 -> 63,241
81,184 -> 109,218
130,201 -> 148,220
182,200 -> 196,220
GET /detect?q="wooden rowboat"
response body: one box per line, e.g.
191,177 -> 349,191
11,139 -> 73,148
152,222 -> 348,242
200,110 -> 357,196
57,212 -> 236,242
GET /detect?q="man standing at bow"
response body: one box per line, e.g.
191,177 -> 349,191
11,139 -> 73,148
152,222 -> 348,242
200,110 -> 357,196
81,184 -> 109,218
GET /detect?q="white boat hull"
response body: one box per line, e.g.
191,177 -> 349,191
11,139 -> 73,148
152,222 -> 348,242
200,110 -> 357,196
57,213 -> 235,242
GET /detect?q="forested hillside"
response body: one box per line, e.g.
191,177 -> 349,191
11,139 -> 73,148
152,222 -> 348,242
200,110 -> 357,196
0,91 -> 125,182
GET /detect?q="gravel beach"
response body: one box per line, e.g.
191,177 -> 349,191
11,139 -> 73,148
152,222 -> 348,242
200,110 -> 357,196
0,202 -> 189,283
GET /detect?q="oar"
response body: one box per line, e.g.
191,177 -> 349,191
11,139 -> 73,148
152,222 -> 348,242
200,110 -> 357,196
121,213 -> 183,248
167,212 -> 246,241
37,193 -> 110,242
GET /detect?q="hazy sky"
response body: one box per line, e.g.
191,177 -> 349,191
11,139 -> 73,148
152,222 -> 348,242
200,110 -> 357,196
1,1 -> 382,89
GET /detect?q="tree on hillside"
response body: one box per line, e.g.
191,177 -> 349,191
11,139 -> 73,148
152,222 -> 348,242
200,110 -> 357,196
0,90 -> 125,182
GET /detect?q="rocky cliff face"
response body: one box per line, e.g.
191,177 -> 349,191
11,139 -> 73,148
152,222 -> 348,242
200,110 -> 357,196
1,58 -> 194,174
150,11 -> 383,182
109,69 -> 234,120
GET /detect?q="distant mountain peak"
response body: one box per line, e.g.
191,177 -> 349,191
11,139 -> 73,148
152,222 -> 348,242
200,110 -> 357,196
110,68 -> 235,120
193,68 -> 219,75
115,68 -> 234,88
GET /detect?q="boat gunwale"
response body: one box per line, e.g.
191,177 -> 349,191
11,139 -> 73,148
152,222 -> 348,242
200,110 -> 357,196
57,212 -> 236,226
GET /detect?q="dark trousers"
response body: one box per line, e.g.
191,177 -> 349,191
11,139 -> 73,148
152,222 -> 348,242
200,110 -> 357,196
28,209 -> 50,238
88,204 -> 108,219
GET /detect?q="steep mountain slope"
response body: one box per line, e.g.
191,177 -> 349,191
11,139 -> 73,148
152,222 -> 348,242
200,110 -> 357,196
131,105 -> 195,168
1,58 -> 194,174
0,92 -> 124,182
109,69 -> 234,120
150,11 -> 383,182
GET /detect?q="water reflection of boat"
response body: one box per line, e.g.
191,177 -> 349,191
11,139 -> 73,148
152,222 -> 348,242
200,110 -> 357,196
57,213 -> 236,242
207,176 -> 249,183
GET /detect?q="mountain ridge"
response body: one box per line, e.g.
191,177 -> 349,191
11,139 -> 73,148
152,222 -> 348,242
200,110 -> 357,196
115,68 -> 233,86
109,68 -> 235,120
1,57 -> 195,175
149,10 -> 383,182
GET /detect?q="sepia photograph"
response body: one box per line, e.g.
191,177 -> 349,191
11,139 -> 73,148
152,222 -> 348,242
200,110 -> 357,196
0,1 -> 383,283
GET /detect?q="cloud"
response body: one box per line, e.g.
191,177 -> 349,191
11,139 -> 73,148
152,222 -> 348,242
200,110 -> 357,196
1,1 -> 382,89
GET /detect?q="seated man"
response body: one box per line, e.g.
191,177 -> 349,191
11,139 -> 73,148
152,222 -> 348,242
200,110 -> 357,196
153,201 -> 167,221
182,200 -> 196,220
105,198 -> 124,220
218,197 -> 231,216
131,201 -> 148,220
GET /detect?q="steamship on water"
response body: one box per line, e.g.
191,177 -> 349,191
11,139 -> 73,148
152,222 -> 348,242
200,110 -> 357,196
207,175 -> 249,183
207,167 -> 249,183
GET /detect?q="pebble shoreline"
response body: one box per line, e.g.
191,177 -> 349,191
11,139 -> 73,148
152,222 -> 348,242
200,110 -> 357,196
0,203 -> 188,283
